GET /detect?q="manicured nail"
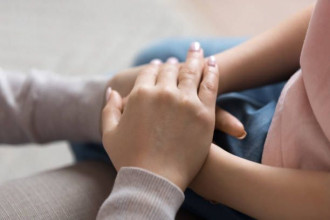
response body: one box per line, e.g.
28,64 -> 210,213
150,59 -> 162,65
189,42 -> 201,51
105,87 -> 112,102
237,130 -> 247,140
167,57 -> 178,64
208,56 -> 216,67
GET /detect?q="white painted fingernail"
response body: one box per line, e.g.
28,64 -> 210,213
208,56 -> 216,67
106,87 -> 112,102
167,57 -> 179,64
189,42 -> 201,51
150,59 -> 162,65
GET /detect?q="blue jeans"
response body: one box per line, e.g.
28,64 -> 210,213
71,38 -> 285,220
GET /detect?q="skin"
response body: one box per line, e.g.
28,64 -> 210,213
189,3 -> 330,219
102,46 -> 219,191
108,63 -> 246,139
105,4 -> 330,219
107,6 -> 314,140
190,144 -> 330,219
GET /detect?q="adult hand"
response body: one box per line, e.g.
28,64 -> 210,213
102,42 -> 219,191
107,59 -> 245,140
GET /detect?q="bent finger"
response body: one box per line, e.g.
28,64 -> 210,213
178,42 -> 204,94
198,56 -> 219,109
156,57 -> 179,87
215,107 -> 247,139
102,88 -> 123,134
133,59 -> 162,88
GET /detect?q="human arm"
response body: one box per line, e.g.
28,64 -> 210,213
190,144 -> 330,219
98,44 -> 219,219
0,68 -> 108,144
108,5 -> 314,139
215,4 -> 314,94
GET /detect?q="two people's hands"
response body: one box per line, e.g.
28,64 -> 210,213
107,49 -> 246,139
102,42 -> 219,190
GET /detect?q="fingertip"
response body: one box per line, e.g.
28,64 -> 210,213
237,130 -> 247,140
207,56 -> 216,67
166,57 -> 179,64
102,90 -> 123,133
215,108 -> 246,139
150,59 -> 162,65
111,90 -> 123,111
189,41 -> 201,52
233,119 -> 247,139
105,87 -> 112,102
187,42 -> 203,58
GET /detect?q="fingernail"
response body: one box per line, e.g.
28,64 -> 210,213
167,57 -> 178,64
237,130 -> 247,140
208,56 -> 216,67
189,42 -> 201,51
150,59 -> 162,65
105,87 -> 112,102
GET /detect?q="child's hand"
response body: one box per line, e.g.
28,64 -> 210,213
215,107 -> 246,139
102,43 -> 219,191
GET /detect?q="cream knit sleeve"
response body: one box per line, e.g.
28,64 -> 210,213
0,68 -> 108,144
97,167 -> 185,220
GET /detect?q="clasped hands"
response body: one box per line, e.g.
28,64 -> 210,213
102,42 -> 236,191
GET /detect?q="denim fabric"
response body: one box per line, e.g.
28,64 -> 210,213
70,38 -> 285,220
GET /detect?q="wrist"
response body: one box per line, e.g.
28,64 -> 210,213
125,167 -> 187,192
212,52 -> 233,94
134,165 -> 189,191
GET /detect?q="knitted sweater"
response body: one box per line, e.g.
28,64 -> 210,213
0,69 -> 184,219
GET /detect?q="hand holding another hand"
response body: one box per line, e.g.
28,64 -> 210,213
102,42 -> 219,190
108,51 -> 246,140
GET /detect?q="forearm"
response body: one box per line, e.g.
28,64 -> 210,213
215,5 -> 314,94
191,145 -> 330,219
0,69 -> 108,144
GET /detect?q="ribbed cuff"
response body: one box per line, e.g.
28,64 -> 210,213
98,167 -> 184,220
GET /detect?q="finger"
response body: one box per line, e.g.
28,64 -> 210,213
215,107 -> 247,139
198,56 -> 219,109
156,57 -> 179,87
102,88 -> 123,134
178,42 -> 204,94
133,59 -> 162,88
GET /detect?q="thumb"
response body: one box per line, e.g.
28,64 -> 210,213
215,107 -> 247,139
102,87 -> 123,134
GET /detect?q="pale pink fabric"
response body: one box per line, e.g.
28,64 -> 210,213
262,0 -> 330,171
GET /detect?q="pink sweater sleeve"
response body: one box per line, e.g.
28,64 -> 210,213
97,167 -> 185,220
0,68 -> 108,144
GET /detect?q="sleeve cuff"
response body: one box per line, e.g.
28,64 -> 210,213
97,167 -> 184,220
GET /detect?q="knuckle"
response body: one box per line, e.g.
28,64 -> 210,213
189,52 -> 201,59
140,66 -> 156,76
195,109 -> 214,127
179,66 -> 197,79
163,64 -> 179,73
180,95 -> 197,109
158,87 -> 175,100
132,86 -> 153,98
201,79 -> 217,93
